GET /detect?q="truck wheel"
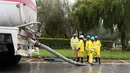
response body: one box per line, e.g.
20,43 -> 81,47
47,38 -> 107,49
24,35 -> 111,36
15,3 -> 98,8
11,55 -> 21,65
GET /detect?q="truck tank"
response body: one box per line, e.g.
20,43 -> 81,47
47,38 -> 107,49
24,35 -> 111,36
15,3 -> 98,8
0,0 -> 37,26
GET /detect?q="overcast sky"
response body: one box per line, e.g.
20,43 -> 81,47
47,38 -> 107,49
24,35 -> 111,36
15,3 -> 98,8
68,0 -> 76,4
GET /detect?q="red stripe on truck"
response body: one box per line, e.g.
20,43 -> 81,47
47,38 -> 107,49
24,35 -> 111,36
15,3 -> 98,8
4,0 -> 37,12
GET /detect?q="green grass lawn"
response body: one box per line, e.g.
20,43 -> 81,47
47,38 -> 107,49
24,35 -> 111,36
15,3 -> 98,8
36,49 -> 130,60
101,51 -> 130,59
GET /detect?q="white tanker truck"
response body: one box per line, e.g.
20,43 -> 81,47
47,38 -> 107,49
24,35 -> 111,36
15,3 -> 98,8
0,0 -> 40,65
0,0 -> 87,66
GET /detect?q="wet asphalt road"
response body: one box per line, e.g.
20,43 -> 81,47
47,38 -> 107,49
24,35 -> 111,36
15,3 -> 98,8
0,62 -> 130,73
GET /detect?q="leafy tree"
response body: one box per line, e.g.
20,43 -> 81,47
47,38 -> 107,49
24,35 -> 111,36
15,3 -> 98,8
70,0 -> 104,34
70,0 -> 130,50
103,0 -> 130,50
37,0 -> 72,38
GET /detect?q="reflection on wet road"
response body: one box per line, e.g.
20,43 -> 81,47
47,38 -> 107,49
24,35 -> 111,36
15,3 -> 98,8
0,62 -> 130,73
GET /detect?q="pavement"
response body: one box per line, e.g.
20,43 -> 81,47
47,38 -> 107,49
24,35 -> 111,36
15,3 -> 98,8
0,58 -> 130,73
21,58 -> 130,64
0,61 -> 130,73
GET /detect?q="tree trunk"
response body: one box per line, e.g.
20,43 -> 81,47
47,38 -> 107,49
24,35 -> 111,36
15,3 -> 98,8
118,20 -> 128,50
121,31 -> 128,50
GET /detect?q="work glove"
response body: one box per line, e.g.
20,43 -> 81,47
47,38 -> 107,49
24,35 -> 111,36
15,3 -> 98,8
88,48 -> 94,53
90,49 -> 94,53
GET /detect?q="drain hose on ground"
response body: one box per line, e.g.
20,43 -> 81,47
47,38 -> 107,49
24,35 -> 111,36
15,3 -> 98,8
38,43 -> 87,66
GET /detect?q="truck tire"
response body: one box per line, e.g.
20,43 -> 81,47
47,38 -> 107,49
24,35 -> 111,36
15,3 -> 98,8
11,55 -> 21,65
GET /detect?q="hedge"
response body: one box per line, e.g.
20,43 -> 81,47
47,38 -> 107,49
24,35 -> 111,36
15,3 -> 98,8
38,38 -> 113,50
38,38 -> 70,49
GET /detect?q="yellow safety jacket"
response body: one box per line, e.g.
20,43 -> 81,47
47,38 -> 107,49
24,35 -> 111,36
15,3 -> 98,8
86,40 -> 92,51
70,37 -> 78,47
78,40 -> 84,52
90,41 -> 94,53
93,40 -> 101,51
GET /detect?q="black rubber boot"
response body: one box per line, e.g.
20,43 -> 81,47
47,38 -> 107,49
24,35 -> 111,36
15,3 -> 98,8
98,57 -> 101,64
95,57 -> 98,63
73,58 -> 75,61
86,56 -> 89,62
81,57 -> 83,63
90,63 -> 94,66
76,57 -> 79,62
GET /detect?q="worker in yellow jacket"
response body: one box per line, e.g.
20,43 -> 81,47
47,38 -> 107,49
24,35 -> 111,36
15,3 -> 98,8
70,34 -> 79,61
77,35 -> 84,63
93,36 -> 102,64
85,35 -> 91,62
88,36 -> 95,66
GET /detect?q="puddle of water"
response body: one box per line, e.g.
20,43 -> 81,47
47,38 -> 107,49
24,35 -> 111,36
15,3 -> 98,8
0,62 -> 130,73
